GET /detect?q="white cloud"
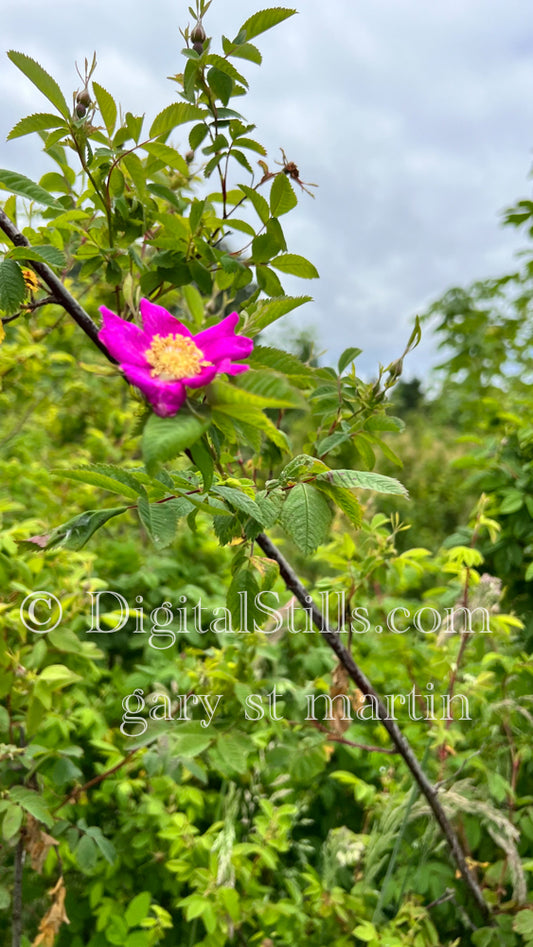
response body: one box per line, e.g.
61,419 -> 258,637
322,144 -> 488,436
1,0 -> 532,376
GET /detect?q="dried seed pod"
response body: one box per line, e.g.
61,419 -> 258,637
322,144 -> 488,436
190,21 -> 206,44
76,89 -> 91,107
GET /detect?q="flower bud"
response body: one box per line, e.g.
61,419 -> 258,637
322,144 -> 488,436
191,21 -> 206,44
76,89 -> 91,107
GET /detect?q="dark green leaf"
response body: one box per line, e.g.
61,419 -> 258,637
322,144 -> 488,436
0,259 -> 26,314
0,169 -> 60,208
9,787 -> 53,827
2,805 -> 22,841
8,245 -> 66,269
190,439 -> 214,491
28,507 -> 129,551
142,410 -> 211,475
212,485 -> 265,522
256,265 -> 284,297
137,496 -> 193,547
206,54 -> 248,87
251,232 -> 281,263
76,835 -> 98,872
281,483 -> 332,555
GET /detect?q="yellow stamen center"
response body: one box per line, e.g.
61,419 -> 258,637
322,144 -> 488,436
145,333 -> 211,381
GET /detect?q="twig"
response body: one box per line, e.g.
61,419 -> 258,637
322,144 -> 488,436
51,749 -> 138,814
299,719 -> 398,754
255,531 -> 491,923
0,208 -> 115,363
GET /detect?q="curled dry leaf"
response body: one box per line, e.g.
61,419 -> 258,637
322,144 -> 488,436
32,876 -> 69,947
24,814 -> 58,873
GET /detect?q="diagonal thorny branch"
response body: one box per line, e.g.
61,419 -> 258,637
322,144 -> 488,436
0,208 -> 115,362
255,532 -> 491,922
0,210 -> 491,922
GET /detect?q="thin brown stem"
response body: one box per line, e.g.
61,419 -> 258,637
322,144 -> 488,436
255,530 -> 491,923
0,209 -> 115,361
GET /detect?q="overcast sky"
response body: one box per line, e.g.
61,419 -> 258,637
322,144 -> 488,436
1,0 -> 533,377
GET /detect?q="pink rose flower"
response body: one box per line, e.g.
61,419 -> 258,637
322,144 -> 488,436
98,297 -> 253,417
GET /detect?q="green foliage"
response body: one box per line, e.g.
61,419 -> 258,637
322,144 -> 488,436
1,2 -> 532,946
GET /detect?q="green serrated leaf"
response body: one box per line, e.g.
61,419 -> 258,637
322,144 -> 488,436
190,439 -> 214,491
222,37 -> 263,64
137,496 -> 193,547
233,136 -> 267,155
149,103 -> 205,139
315,481 -> 363,527
0,259 -> 26,315
270,173 -> 297,216
207,67 -> 233,106
76,834 -> 98,872
281,483 -> 332,555
189,122 -> 209,151
143,142 -> 189,174
92,81 -> 117,136
245,299 -> 313,337
280,454 -> 328,483
2,805 -> 22,841
212,485 -> 265,523
39,664 -> 82,687
237,183 -> 270,224
252,232 -> 281,263
338,347 -> 362,374
54,465 -> 146,500
125,892 -> 152,929
8,787 -> 53,827
0,169 -> 60,208
317,469 -> 408,496
237,8 -> 297,42
28,507 -> 128,551
7,112 -> 67,141
256,265 -> 284,297
271,253 -> 319,279
206,54 -> 248,87
8,245 -> 66,269
142,410 -> 211,475
207,378 -> 294,410
7,51 -> 70,118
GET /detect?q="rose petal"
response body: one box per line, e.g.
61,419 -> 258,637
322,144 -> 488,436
215,359 -> 250,376
182,364 -> 218,388
122,363 -> 187,417
98,308 -> 149,366
140,298 -> 192,340
195,313 -> 252,361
